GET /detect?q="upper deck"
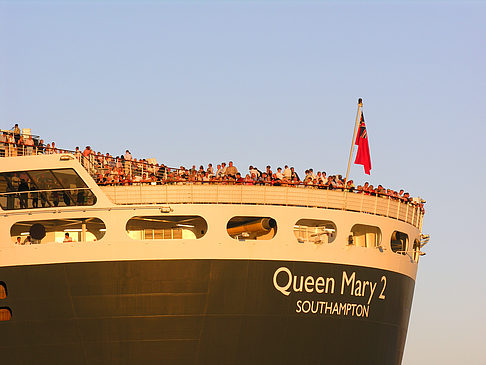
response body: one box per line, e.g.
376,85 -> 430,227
0,148 -> 424,230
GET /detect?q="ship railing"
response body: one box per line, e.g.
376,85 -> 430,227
0,140 -> 180,181
0,140 -> 425,229
99,183 -> 424,229
0,140 -> 45,158
0,187 -> 95,210
0,129 -> 41,141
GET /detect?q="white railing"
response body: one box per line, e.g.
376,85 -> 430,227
100,184 -> 424,229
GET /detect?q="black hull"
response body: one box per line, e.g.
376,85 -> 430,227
0,259 -> 415,365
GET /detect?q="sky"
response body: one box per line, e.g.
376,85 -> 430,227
1,1 -> 485,364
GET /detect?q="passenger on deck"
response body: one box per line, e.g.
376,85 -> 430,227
35,138 -> 44,154
346,180 -> 355,192
24,135 -> 34,155
18,178 -> 29,209
215,164 -> 223,178
244,174 -> 254,185
283,165 -> 291,180
249,165 -> 260,178
290,167 -> 300,181
124,150 -> 132,176
7,133 -> 16,156
31,181 -> 39,208
207,164 -> 214,177
220,162 -> 227,176
12,123 -> 21,145
226,161 -> 238,178
235,173 -> 244,184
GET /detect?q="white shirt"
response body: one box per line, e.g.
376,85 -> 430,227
250,168 -> 260,177
283,167 -> 291,179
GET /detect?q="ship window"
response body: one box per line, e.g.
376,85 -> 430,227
349,224 -> 382,248
294,219 -> 336,244
0,282 -> 6,299
0,308 -> 12,321
10,218 -> 106,244
0,168 -> 96,210
391,231 -> 409,254
126,216 -> 207,240
227,216 -> 277,240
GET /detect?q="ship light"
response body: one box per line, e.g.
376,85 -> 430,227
59,154 -> 74,161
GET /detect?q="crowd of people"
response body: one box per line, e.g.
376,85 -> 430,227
0,124 -> 42,157
84,149 -> 420,208
1,124 -> 425,210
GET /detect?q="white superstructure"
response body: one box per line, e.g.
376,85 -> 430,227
0,154 -> 424,280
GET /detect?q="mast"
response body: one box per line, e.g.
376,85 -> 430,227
344,98 -> 363,186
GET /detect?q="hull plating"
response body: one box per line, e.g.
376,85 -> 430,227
0,259 -> 415,365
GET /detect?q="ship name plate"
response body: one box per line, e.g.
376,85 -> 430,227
273,266 -> 388,318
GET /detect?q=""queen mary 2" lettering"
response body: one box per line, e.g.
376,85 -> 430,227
272,267 -> 387,306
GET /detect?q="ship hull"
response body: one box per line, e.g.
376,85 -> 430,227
0,259 -> 415,365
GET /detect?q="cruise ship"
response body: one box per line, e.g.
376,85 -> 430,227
0,128 -> 428,365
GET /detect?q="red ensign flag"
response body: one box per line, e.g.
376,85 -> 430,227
354,112 -> 372,175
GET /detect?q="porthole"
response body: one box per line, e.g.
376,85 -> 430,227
0,308 -> 12,321
10,218 -> 106,244
126,216 -> 207,240
227,216 -> 277,240
391,231 -> 409,255
0,282 -> 6,299
294,219 -> 336,244
349,224 -> 382,248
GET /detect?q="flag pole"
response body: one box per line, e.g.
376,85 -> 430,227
344,98 -> 363,186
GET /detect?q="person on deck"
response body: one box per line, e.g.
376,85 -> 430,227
225,161 -> 238,178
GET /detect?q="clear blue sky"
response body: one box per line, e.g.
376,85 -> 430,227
1,1 -> 485,364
